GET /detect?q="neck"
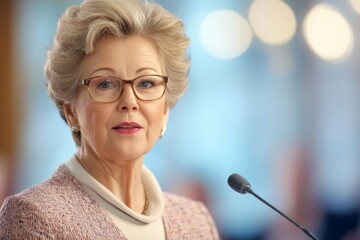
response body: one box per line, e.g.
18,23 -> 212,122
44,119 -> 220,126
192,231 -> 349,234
76,149 -> 147,214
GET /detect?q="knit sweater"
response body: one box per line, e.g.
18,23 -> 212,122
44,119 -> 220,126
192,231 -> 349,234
0,165 -> 219,239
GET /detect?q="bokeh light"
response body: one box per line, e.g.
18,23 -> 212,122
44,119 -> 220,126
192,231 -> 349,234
303,3 -> 354,62
350,0 -> 360,15
200,10 -> 253,60
3,1 -> 360,239
249,0 -> 297,46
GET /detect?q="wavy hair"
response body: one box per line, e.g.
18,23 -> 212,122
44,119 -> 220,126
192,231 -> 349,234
44,0 -> 190,146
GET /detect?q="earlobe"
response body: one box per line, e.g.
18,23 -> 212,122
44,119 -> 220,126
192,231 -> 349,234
160,125 -> 167,138
163,103 -> 169,117
160,104 -> 169,138
63,103 -> 78,127
163,104 -> 169,125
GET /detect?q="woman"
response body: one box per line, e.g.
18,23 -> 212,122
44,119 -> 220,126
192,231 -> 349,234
0,0 -> 219,239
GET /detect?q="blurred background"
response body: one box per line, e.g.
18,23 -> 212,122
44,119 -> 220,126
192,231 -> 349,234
0,0 -> 359,239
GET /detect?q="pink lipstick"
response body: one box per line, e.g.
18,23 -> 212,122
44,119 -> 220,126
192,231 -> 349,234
112,122 -> 142,135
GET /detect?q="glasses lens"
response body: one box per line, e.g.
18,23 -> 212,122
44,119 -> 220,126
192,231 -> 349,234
133,75 -> 166,100
86,75 -> 166,102
88,76 -> 122,102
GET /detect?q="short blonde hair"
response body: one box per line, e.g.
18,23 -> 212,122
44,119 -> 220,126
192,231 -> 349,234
44,0 -> 190,146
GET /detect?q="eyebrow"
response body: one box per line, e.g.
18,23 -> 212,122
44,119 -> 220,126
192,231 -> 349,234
88,67 -> 159,78
135,67 -> 159,74
89,67 -> 116,77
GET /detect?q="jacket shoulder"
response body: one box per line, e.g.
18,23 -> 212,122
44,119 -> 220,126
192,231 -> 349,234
163,192 -> 220,240
0,192 -> 58,239
0,165 -> 126,239
0,165 -> 91,239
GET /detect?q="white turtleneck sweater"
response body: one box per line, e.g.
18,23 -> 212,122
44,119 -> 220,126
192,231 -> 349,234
64,156 -> 165,240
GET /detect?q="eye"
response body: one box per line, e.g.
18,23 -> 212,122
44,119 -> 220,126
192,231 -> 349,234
136,79 -> 156,89
94,78 -> 120,90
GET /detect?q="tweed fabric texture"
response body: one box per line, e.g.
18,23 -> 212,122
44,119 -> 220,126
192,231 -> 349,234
0,165 -> 219,240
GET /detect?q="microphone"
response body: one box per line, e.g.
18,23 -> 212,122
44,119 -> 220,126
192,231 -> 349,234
227,173 -> 318,240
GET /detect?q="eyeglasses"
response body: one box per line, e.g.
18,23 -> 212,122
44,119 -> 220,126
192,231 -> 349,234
79,74 -> 168,103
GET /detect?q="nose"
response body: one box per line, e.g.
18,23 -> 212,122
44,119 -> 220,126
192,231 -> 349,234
117,84 -> 139,112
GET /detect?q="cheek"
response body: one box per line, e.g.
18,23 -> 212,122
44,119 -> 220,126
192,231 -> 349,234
145,103 -> 167,135
76,98 -> 110,139
83,108 -> 97,132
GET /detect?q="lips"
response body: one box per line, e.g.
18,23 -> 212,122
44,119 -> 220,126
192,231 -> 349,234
113,122 -> 141,129
112,122 -> 142,134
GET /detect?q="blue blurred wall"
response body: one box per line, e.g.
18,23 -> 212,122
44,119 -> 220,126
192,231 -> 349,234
13,0 -> 360,239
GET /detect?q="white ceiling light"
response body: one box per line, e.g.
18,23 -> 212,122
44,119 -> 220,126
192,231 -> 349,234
249,0 -> 297,46
200,10 -> 253,60
349,0 -> 360,15
303,3 -> 354,62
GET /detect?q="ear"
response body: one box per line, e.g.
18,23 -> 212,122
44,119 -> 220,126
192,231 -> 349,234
162,103 -> 170,127
63,103 -> 78,127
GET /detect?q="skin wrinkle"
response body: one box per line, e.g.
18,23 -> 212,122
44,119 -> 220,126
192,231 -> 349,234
82,36 -> 167,83
65,35 -> 169,213
0,2 -> 220,238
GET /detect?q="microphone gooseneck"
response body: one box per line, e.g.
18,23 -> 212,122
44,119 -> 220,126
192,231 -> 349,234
227,173 -> 318,240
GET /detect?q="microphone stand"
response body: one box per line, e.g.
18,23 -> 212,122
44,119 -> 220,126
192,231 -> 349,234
245,186 -> 318,240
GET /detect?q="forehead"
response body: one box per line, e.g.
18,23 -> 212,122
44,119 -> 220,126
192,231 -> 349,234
82,36 -> 163,77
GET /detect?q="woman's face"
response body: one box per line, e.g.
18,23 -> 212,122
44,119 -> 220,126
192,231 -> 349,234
70,36 -> 169,162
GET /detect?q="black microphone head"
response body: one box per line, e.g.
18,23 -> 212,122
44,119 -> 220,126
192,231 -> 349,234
227,173 -> 318,240
227,173 -> 251,194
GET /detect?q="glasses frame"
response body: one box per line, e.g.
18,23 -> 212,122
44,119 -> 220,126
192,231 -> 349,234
79,74 -> 168,103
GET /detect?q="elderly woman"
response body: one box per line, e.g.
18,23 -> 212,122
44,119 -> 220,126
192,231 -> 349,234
0,0 -> 219,239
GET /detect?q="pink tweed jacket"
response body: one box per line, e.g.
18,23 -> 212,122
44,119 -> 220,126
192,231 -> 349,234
0,165 -> 219,240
